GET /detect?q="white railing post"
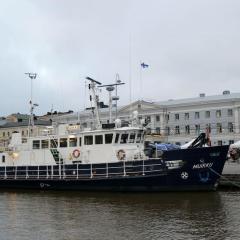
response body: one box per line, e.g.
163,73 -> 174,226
106,163 -> 108,178
142,159 -> 145,176
38,165 -> 39,179
4,166 -> 7,179
77,164 -> 79,179
90,164 -> 93,178
26,166 -> 28,179
15,167 -> 17,179
123,160 -> 126,176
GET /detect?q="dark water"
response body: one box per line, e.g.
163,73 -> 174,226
0,190 -> 239,240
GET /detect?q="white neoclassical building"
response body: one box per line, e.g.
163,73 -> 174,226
48,91 -> 240,146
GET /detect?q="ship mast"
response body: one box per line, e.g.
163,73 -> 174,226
86,77 -> 102,129
98,76 -> 125,123
25,72 -> 38,137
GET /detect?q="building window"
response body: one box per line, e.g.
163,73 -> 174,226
228,109 -> 233,117
195,124 -> 200,135
185,125 -> 190,135
206,124 -> 211,133
217,123 -> 222,133
79,137 -> 82,146
105,134 -> 113,144
216,110 -> 221,118
229,140 -> 234,144
165,114 -> 169,122
95,135 -> 103,144
41,140 -> 49,149
175,126 -> 180,135
156,115 -> 160,122
184,113 -> 189,120
2,155 -> 5,163
22,130 -> 24,136
166,127 -> 170,136
84,135 -> 93,145
217,140 -> 222,146
195,112 -> 200,119
60,138 -> 68,147
69,137 -> 77,147
205,111 -> 210,118
175,114 -> 179,121
228,122 -> 234,133
146,116 -> 151,123
2,132 -> 5,137
156,127 -> 160,134
33,140 -> 40,149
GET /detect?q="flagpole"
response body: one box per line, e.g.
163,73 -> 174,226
140,60 -> 143,101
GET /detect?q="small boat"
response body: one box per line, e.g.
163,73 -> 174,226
0,77 -> 229,191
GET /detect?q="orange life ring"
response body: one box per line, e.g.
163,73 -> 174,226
117,149 -> 126,160
73,149 -> 80,158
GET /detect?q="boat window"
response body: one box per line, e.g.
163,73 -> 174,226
129,133 -> 136,143
105,134 -> 113,144
60,138 -> 68,148
115,133 -> 120,144
120,134 -> 128,144
84,135 -> 93,145
79,137 -> 82,146
50,139 -> 58,148
33,140 -> 40,149
2,156 -> 5,163
136,133 -> 141,143
95,135 -> 103,144
41,139 -> 49,149
69,137 -> 77,147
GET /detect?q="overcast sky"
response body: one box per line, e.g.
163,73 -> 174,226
0,0 -> 240,116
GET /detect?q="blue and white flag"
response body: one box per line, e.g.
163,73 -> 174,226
141,62 -> 149,68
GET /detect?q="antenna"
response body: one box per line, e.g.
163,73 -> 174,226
86,76 -> 102,129
99,76 -> 125,123
25,72 -> 38,137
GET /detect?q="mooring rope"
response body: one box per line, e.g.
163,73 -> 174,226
208,167 -> 240,189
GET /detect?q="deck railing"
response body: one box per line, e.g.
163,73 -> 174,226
0,159 -> 167,180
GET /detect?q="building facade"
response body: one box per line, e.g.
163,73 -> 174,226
41,91 -> 240,146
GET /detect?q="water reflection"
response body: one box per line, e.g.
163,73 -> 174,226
0,191 -> 239,240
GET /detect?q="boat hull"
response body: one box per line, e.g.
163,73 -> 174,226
0,145 -> 229,192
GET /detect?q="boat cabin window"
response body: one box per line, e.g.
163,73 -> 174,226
50,139 -> 58,148
95,135 -> 103,144
2,156 -> 5,163
60,138 -> 68,148
33,140 -> 40,149
105,134 -> 113,144
79,137 -> 82,146
120,134 -> 128,144
41,140 -> 49,149
69,137 -> 77,147
115,133 -> 120,144
136,133 -> 141,143
129,133 -> 136,143
84,135 -> 93,145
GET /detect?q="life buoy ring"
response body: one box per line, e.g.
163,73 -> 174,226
117,149 -> 126,160
73,149 -> 80,158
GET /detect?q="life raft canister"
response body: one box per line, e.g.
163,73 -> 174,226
117,149 -> 126,160
72,149 -> 80,158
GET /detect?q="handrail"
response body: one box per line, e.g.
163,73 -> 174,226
0,159 -> 170,180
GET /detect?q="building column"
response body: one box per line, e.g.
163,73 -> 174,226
234,107 -> 240,134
